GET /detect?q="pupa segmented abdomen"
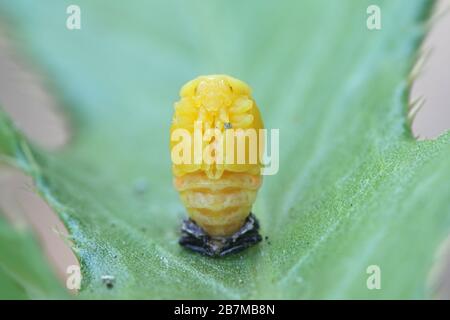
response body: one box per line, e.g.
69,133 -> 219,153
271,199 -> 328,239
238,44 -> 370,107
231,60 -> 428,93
171,74 -> 264,238
174,172 -> 262,237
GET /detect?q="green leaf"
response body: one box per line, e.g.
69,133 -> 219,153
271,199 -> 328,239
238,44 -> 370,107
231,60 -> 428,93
0,0 -> 449,299
0,215 -> 67,299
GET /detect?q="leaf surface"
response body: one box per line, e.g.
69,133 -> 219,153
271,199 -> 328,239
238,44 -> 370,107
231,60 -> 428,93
0,215 -> 67,299
0,0 -> 449,298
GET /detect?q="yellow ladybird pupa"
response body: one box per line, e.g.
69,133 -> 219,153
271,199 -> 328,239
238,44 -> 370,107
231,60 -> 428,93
171,75 -> 264,256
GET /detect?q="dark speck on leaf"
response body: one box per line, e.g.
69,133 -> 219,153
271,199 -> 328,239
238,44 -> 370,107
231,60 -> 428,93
101,275 -> 115,289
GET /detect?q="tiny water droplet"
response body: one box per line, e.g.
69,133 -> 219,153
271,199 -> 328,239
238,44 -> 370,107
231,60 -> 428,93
133,178 -> 149,194
160,256 -> 169,267
295,276 -> 303,284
